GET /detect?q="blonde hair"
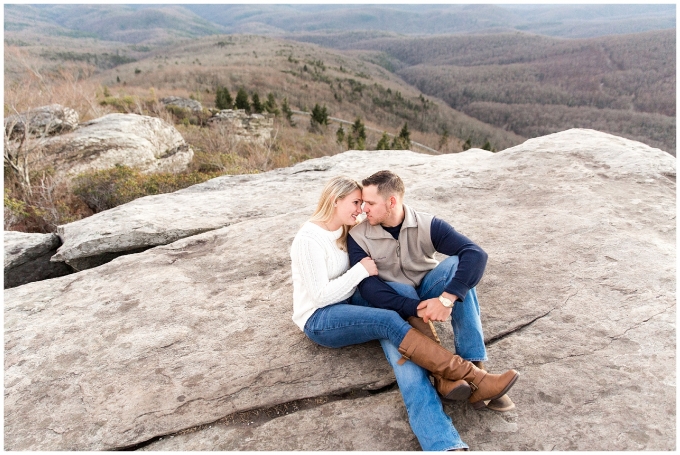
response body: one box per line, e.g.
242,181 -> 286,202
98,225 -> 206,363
310,175 -> 362,251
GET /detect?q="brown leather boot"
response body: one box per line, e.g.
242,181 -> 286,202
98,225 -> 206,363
406,317 -> 471,402
398,328 -> 519,410
472,361 -> 516,412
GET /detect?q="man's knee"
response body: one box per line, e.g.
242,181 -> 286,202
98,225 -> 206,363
438,255 -> 459,278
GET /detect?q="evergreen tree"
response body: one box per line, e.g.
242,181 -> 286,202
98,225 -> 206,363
376,132 -> 391,150
311,103 -> 329,126
348,117 -> 367,150
336,125 -> 345,144
352,117 -> 366,141
438,127 -> 450,150
251,92 -> 263,114
346,134 -> 355,150
463,138 -> 472,151
215,86 -> 233,110
391,123 -> 411,150
264,93 -> 280,116
281,97 -> 295,126
235,88 -> 250,112
398,123 -> 411,146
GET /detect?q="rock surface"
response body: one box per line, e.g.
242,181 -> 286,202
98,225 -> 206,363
209,109 -> 274,144
141,389 -> 420,451
160,96 -> 203,112
4,104 -> 79,137
4,231 -> 72,288
39,113 -> 194,177
5,129 -> 676,450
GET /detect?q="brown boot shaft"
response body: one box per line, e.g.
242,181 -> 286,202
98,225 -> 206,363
407,318 -> 470,400
397,329 -> 519,407
398,329 -> 476,380
406,316 -> 440,344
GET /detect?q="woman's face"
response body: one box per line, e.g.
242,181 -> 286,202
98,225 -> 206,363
334,189 -> 363,226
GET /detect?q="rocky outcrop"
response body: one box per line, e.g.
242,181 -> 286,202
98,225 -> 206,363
4,231 -> 72,288
160,96 -> 203,112
5,129 -> 676,450
209,109 -> 273,144
39,113 -> 194,177
4,104 -> 79,138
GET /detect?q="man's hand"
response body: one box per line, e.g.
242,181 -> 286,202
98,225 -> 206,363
416,297 -> 453,323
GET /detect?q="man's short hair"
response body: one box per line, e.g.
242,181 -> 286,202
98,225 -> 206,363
362,170 -> 405,199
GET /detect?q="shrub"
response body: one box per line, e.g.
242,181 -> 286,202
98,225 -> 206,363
100,95 -> 136,112
72,165 -> 218,213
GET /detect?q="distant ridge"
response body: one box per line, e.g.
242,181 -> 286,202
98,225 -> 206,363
5,4 -> 676,43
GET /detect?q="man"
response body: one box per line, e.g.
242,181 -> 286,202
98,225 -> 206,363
349,170 -> 515,412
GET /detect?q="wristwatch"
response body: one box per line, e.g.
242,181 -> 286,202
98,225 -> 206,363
438,295 -> 455,308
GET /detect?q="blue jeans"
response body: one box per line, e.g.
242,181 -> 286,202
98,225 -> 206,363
388,256 -> 488,362
304,292 -> 468,451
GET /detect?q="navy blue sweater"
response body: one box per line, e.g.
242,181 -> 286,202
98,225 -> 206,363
348,217 -> 488,319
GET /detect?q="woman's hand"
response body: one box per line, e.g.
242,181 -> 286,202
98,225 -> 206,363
360,257 -> 378,276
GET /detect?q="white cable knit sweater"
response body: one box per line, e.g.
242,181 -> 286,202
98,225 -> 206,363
291,221 -> 370,331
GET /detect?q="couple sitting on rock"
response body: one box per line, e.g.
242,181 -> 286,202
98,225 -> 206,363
290,170 -> 519,451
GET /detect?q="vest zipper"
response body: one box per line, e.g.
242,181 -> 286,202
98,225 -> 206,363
395,239 -> 417,286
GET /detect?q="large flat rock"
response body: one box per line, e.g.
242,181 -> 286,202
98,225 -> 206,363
141,389 -> 420,451
5,129 -> 675,450
5,213 -> 394,450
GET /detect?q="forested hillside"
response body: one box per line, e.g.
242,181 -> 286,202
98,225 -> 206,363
295,29 -> 676,153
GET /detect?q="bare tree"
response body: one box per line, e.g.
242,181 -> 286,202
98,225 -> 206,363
3,107 -> 56,196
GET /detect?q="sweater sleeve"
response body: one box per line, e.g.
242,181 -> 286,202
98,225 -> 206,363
292,234 -> 370,309
347,234 -> 420,318
430,217 -> 488,301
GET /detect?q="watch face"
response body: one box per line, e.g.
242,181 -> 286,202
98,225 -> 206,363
439,296 -> 453,307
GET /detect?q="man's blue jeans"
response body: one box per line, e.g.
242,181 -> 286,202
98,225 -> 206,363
387,255 -> 488,362
304,292 -> 468,450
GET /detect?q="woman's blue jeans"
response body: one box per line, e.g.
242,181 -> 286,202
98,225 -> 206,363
304,291 -> 469,450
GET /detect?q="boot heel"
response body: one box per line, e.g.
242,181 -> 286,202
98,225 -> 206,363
470,399 -> 487,410
442,380 -> 472,401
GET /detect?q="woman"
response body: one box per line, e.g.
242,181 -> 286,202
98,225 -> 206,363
290,176 -> 518,443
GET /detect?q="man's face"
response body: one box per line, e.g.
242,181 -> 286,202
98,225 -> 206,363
361,185 -> 391,226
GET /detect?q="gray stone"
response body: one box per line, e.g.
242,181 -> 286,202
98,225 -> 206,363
4,231 -> 72,288
160,96 -> 203,112
209,109 -> 274,144
5,104 -> 79,137
39,113 -> 194,178
141,389 -> 420,451
4,129 -> 675,450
